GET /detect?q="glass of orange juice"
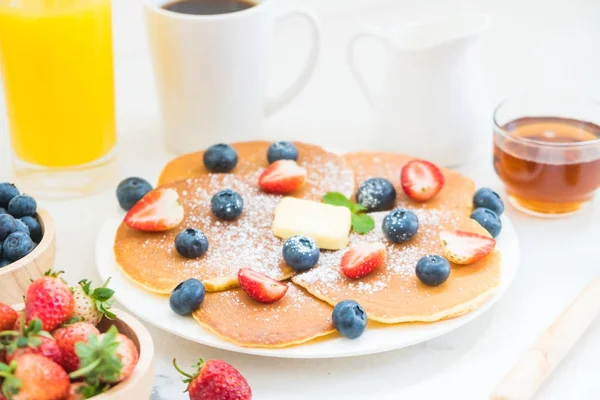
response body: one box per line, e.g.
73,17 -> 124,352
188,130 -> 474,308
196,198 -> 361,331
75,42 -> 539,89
0,0 -> 117,198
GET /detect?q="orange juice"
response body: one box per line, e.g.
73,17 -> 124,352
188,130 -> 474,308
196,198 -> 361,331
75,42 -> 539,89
0,0 -> 116,168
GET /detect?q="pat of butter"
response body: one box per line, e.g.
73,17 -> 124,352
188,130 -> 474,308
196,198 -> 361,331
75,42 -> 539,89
272,197 -> 351,250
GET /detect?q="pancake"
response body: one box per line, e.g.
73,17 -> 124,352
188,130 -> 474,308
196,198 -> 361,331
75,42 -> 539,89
293,211 -> 501,323
343,152 -> 475,213
158,141 -> 356,201
193,283 -> 335,348
115,174 -> 293,294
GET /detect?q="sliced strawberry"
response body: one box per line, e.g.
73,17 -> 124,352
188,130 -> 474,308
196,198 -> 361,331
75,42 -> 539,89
439,230 -> 496,265
341,242 -> 386,279
400,159 -> 445,202
237,268 -> 288,304
258,160 -> 306,194
124,188 -> 184,232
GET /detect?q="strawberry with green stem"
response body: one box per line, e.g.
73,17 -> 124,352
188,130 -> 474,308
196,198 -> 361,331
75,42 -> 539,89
71,279 -> 116,326
25,270 -> 74,332
1,319 -> 62,366
0,354 -> 70,400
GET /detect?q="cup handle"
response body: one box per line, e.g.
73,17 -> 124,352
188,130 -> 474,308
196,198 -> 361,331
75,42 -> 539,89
347,25 -> 388,107
265,4 -> 321,116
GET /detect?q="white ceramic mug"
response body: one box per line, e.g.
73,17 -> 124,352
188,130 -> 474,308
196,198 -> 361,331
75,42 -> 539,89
143,0 -> 321,154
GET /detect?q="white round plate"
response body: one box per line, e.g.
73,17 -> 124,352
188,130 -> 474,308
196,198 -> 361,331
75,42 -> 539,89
97,215 -> 519,359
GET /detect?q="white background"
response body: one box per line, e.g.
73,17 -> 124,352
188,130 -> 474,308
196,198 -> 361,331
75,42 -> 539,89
1,0 -> 600,399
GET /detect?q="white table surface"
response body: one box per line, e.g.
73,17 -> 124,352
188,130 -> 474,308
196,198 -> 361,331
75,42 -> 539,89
1,0 -> 600,399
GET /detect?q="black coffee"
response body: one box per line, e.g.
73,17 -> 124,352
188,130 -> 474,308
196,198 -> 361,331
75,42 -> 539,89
162,0 -> 256,15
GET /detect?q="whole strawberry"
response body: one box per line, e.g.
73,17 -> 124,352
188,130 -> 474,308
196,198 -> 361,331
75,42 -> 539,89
0,354 -> 70,400
69,326 -> 138,385
25,271 -> 74,331
71,279 -> 116,326
53,322 -> 100,372
174,358 -> 252,400
0,304 -> 17,331
3,319 -> 61,366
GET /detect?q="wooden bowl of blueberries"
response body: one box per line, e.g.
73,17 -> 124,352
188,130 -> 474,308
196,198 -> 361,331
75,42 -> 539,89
0,183 -> 55,304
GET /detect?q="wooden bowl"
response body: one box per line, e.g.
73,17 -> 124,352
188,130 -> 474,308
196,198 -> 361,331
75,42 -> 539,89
0,208 -> 56,304
95,308 -> 155,399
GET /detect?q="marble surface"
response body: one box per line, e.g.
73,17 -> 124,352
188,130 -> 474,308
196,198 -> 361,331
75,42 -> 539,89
1,0 -> 600,399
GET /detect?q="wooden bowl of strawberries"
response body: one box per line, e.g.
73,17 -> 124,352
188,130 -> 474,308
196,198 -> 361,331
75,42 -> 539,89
0,272 -> 154,400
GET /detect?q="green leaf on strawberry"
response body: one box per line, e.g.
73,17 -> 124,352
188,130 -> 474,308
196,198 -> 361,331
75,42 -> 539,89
70,326 -> 122,385
322,192 -> 375,234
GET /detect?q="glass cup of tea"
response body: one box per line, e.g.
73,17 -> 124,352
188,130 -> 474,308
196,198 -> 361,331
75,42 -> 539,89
493,93 -> 600,217
0,0 -> 117,198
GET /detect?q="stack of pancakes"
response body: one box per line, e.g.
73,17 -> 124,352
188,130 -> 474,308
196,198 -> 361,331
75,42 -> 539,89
114,142 -> 501,348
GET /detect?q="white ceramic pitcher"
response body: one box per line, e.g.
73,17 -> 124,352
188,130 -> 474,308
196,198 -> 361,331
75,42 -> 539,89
348,13 -> 492,167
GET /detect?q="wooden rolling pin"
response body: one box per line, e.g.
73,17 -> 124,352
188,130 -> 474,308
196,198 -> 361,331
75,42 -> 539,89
490,273 -> 600,400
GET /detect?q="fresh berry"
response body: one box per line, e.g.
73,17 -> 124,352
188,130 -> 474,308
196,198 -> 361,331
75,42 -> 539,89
19,216 -> 42,243
0,354 -> 70,400
473,188 -> 504,216
332,300 -> 367,339
341,242 -> 386,279
173,358 -> 252,400
382,208 -> 419,243
203,144 -> 238,173
0,259 -> 9,268
282,235 -> 319,272
124,188 -> 184,232
53,322 -> 101,372
439,230 -> 496,265
69,326 -> 138,384
72,279 -> 116,326
238,268 -> 288,304
415,255 -> 451,286
267,141 -> 299,164
170,278 -> 206,316
258,160 -> 306,194
116,177 -> 153,211
25,271 -> 75,331
175,228 -> 209,258
7,194 -> 37,218
0,214 -> 16,241
5,332 -> 63,366
3,232 -> 34,262
470,207 -> 502,238
0,303 -> 17,331
0,183 -> 19,208
210,189 -> 244,220
355,178 -> 396,212
400,160 -> 445,202
13,219 -> 29,236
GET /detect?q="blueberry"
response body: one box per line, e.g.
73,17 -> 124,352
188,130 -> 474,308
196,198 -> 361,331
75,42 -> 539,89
0,258 -> 10,268
210,189 -> 244,221
332,300 -> 367,339
0,214 -> 16,241
382,208 -> 419,243
13,219 -> 30,236
356,178 -> 397,212
473,188 -> 504,216
0,208 -> 6,215
169,278 -> 206,316
416,255 -> 451,286
471,208 -> 502,238
175,228 -> 209,258
203,144 -> 238,173
3,232 -> 33,262
7,195 -> 36,218
0,183 -> 19,208
267,141 -> 299,164
20,216 -> 42,243
282,235 -> 319,272
116,177 -> 153,211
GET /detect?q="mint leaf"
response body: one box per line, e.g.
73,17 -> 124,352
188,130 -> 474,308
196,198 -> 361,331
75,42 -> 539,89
352,203 -> 367,213
351,213 -> 375,234
322,192 -> 353,210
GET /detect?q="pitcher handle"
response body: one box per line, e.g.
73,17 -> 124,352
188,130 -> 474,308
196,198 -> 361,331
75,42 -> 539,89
347,25 -> 388,107
265,4 -> 321,116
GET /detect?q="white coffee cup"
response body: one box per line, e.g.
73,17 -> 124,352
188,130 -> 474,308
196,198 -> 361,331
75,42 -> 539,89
143,0 -> 321,154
